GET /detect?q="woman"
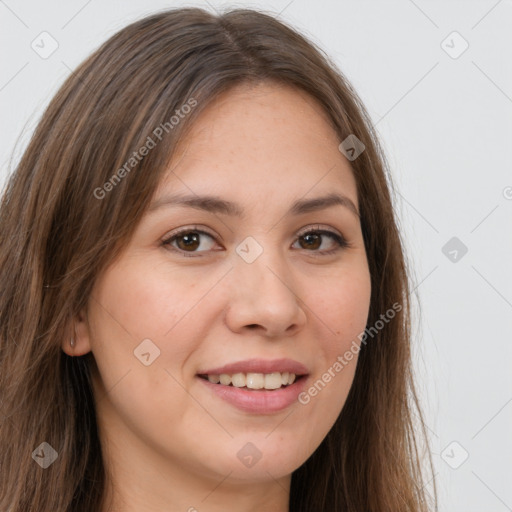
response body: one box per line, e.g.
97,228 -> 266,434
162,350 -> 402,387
0,7 -> 437,512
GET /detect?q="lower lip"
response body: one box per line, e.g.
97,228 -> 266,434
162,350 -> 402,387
197,376 -> 308,414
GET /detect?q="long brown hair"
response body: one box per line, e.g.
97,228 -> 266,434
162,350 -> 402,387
0,7 -> 437,511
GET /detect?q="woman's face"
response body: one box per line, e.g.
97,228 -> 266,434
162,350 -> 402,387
72,82 -> 371,503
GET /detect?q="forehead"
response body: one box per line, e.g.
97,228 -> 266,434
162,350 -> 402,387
156,82 -> 358,210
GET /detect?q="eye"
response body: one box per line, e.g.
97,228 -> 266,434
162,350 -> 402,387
292,226 -> 349,255
162,225 -> 350,258
162,226 -> 218,257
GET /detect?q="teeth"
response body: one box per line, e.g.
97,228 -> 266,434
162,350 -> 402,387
231,373 -> 246,388
264,372 -> 282,389
205,372 -> 298,390
246,373 -> 264,389
219,374 -> 231,386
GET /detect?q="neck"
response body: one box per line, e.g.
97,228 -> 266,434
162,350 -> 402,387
100,461 -> 291,512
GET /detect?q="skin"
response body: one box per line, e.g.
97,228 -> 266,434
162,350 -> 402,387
64,82 -> 372,512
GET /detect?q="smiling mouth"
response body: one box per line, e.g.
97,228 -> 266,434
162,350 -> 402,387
198,372 -> 306,391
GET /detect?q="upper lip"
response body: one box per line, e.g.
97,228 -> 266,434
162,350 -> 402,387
198,358 -> 309,376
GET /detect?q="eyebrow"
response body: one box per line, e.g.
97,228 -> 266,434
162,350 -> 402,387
148,192 -> 360,218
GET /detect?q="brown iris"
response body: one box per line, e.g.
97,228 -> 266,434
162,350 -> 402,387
176,232 -> 201,251
298,233 -> 321,250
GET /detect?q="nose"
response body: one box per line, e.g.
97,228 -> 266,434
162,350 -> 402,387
224,248 -> 307,338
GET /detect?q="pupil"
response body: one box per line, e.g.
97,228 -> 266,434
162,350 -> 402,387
301,233 -> 320,250
179,232 -> 199,250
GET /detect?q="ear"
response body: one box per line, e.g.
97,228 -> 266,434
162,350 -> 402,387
61,307 -> 93,357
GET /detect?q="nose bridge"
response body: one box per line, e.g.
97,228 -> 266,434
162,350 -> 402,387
235,234 -> 291,294
238,251 -> 288,298
225,236 -> 305,335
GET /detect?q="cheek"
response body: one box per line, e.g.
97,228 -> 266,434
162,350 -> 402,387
91,258 -> 211,344
87,258 -> 227,408
85,264 -> 191,401
314,267 -> 372,352
290,266 -> 371,437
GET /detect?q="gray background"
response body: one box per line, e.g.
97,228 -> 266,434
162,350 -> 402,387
1,1 -> 511,510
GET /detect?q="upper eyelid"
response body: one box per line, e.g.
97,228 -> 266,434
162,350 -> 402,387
295,224 -> 343,237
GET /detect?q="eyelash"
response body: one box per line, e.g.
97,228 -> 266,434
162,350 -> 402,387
161,225 -> 351,258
